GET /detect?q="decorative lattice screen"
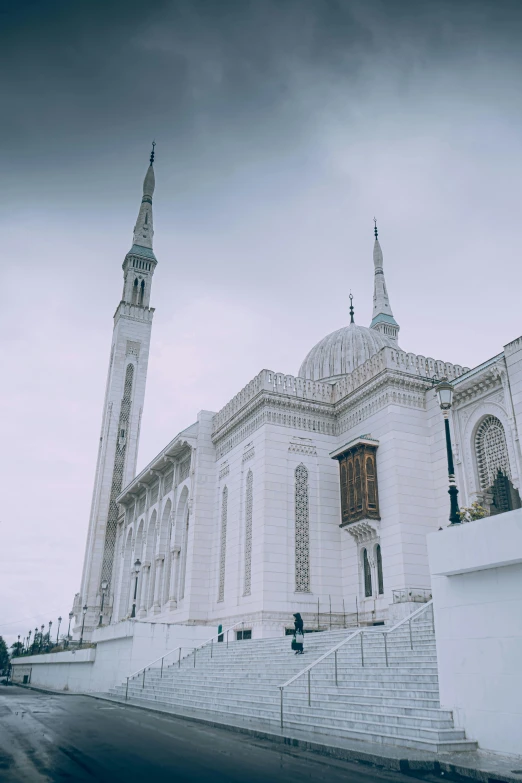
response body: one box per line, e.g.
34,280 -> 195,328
101,363 -> 134,587
218,486 -> 228,602
243,471 -> 253,596
295,464 -> 310,592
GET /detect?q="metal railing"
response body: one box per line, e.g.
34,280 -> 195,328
124,619 -> 248,700
278,600 -> 434,729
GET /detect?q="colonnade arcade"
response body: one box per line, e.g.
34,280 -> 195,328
112,482 -> 191,622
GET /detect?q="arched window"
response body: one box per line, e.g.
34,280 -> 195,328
375,543 -> 384,595
295,464 -> 310,592
366,457 -> 377,509
218,486 -> 228,602
132,278 -> 139,304
139,279 -> 145,305
355,458 -> 363,512
243,470 -> 253,596
475,415 -> 521,514
348,462 -> 355,514
363,548 -> 372,598
476,415 -> 511,491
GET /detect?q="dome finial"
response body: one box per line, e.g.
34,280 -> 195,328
373,217 -> 378,240
150,140 -> 156,166
349,292 -> 355,324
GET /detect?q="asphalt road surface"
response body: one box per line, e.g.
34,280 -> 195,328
0,686 -> 429,783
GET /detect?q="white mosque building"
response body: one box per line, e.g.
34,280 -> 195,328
73,151 -> 522,641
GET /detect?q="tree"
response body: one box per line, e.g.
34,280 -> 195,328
459,502 -> 489,523
0,637 -> 9,674
10,641 -> 23,656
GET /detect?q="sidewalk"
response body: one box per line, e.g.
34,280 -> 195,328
86,690 -> 522,783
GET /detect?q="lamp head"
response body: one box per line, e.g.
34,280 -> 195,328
134,558 -> 142,574
435,378 -> 454,410
101,580 -> 108,591
82,604 -> 88,615
69,611 -> 74,620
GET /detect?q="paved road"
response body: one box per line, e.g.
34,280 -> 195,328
0,686 -> 427,783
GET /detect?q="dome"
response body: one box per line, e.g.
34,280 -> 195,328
298,323 -> 397,382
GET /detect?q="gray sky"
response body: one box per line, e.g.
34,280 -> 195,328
1,0 -> 522,646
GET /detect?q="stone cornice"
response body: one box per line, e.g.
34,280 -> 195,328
212,389 -> 334,446
212,350 -> 469,440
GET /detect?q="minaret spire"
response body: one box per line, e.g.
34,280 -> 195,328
76,145 -> 158,640
132,143 -> 156,250
349,292 -> 355,324
369,219 -> 400,343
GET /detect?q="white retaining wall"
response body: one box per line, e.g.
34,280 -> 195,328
11,620 -> 211,693
428,510 -> 522,757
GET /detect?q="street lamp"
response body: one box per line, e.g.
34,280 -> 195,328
27,630 -> 31,655
56,617 -> 62,646
39,625 -> 44,653
66,611 -> 74,648
79,605 -> 88,648
16,635 -> 20,657
99,580 -> 109,626
435,378 -> 461,525
48,621 -> 52,651
33,627 -> 38,654
130,559 -> 141,618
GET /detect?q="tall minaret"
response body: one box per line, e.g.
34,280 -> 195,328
369,219 -> 400,343
75,145 -> 158,638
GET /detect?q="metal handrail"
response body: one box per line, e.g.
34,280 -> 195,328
278,600 -> 434,728
124,619 -> 247,700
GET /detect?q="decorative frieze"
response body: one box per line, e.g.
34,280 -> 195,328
242,443 -> 255,462
288,437 -> 317,456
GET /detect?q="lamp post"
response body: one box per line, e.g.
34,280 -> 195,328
130,559 -> 141,618
48,621 -> 52,651
66,611 -> 74,648
33,627 -> 38,654
435,379 -> 461,525
27,631 -> 31,655
16,635 -> 20,656
56,617 -> 62,646
99,580 -> 109,626
39,625 -> 44,653
79,605 -> 88,648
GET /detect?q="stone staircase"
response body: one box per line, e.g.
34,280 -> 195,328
109,608 -> 477,753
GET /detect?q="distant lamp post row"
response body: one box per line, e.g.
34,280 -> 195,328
435,379 -> 461,525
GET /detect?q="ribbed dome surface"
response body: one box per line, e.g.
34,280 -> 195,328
298,323 -> 396,382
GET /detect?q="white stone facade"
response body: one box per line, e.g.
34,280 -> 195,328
427,510 -> 522,757
76,179 -> 522,643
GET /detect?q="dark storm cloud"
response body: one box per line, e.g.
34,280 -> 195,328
2,0 -> 521,168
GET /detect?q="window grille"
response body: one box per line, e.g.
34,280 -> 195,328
218,486 -> 228,602
150,483 -> 159,505
179,458 -> 190,483
476,415 -> 510,490
295,464 -> 310,592
363,548 -> 372,597
163,470 -> 174,495
243,470 -> 253,596
376,544 -> 384,595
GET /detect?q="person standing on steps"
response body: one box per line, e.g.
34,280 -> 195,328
293,613 -> 305,655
